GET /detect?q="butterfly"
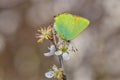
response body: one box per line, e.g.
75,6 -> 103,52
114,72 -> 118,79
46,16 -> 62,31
54,13 -> 90,41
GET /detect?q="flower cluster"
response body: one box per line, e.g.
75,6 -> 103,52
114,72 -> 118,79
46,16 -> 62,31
45,65 -> 64,79
36,26 -> 76,80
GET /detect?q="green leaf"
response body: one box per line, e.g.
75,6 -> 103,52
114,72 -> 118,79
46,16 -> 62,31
54,13 -> 90,40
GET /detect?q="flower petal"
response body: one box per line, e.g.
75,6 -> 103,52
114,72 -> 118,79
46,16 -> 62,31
49,45 -> 56,51
62,53 -> 70,60
47,25 -> 52,32
59,68 -> 64,71
44,52 -> 53,57
44,45 -> 56,57
37,38 -> 43,43
45,71 -> 55,78
37,29 -> 41,33
55,50 -> 62,55
57,71 -> 63,79
36,34 -> 44,38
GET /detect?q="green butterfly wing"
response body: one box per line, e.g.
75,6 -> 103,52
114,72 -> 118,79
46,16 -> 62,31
54,13 -> 90,40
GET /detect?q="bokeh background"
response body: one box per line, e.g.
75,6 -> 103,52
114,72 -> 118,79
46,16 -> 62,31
0,0 -> 120,80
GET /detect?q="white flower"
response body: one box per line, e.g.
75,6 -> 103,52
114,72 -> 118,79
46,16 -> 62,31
45,71 -> 55,78
45,65 -> 64,79
44,45 -> 56,56
55,50 -> 62,56
62,53 -> 70,60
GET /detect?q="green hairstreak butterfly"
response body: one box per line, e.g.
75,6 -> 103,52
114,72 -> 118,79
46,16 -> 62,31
54,13 -> 90,40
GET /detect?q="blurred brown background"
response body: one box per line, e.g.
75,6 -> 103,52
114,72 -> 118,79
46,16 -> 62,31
0,0 -> 120,80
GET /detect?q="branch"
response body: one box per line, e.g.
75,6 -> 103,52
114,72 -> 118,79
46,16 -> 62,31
50,28 -> 67,80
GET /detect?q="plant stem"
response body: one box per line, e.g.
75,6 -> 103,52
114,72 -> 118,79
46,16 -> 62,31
50,29 -> 67,80
58,55 -> 67,80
